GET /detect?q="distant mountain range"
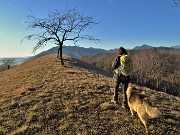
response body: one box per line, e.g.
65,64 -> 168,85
31,46 -> 118,59
132,44 -> 180,50
1,44 -> 179,64
0,57 -> 29,65
132,44 -> 154,50
32,44 -> 179,59
171,45 -> 180,49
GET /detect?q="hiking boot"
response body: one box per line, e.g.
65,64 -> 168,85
122,104 -> 129,110
111,99 -> 119,104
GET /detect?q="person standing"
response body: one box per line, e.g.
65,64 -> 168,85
112,47 -> 132,109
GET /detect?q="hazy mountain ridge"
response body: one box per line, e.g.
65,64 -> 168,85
1,44 -> 178,62
0,57 -> 29,65
0,54 -> 179,135
31,46 -> 115,59
132,44 -> 154,50
33,44 -> 178,59
171,45 -> 180,49
132,44 -> 178,50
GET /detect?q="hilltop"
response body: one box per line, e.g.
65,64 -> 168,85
0,55 -> 179,135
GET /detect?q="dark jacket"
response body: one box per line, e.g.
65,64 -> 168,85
112,55 -> 121,70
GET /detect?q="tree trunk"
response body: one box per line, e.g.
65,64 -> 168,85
59,44 -> 64,65
57,47 -> 60,59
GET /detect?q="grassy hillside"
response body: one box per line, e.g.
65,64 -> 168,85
0,55 -> 179,135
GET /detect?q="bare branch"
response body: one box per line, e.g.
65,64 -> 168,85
171,0 -> 180,7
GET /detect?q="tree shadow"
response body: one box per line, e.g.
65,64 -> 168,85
63,57 -> 113,78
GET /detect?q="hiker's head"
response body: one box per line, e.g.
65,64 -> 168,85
118,47 -> 127,55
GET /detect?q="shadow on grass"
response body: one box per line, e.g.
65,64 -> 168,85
62,57 -> 113,78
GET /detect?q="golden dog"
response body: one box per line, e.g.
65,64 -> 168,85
126,84 -> 161,134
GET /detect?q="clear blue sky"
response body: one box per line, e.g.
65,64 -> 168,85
0,0 -> 180,57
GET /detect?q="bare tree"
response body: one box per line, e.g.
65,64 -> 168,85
171,0 -> 180,7
22,8 -> 100,65
2,58 -> 15,69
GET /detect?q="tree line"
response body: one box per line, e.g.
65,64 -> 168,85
81,48 -> 180,96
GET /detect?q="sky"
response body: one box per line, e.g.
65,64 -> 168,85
0,0 -> 180,57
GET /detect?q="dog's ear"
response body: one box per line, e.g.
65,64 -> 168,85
131,84 -> 137,90
128,83 -> 137,91
128,83 -> 134,87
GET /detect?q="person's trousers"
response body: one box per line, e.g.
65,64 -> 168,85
114,74 -> 130,106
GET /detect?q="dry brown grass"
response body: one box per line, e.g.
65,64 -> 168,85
0,54 -> 179,135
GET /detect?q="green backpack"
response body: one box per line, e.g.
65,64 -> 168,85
116,54 -> 133,76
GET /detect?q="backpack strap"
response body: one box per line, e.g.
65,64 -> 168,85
112,56 -> 121,70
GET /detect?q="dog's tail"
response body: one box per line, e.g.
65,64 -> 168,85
143,100 -> 161,118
